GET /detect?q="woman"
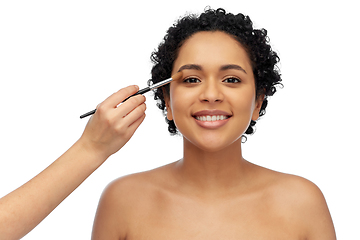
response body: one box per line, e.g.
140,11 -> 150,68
91,8 -> 336,239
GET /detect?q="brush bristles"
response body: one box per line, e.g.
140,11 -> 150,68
171,71 -> 183,82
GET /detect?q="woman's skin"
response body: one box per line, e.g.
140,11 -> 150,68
0,85 -> 146,240
92,31 -> 336,239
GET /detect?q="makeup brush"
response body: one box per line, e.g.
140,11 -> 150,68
80,71 -> 183,119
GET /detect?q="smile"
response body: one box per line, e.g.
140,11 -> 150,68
192,110 -> 232,129
195,115 -> 230,121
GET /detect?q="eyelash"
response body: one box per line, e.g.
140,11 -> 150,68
223,77 -> 241,83
183,77 -> 201,83
183,77 -> 241,84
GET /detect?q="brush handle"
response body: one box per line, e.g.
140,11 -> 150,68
80,109 -> 97,119
79,87 -> 150,119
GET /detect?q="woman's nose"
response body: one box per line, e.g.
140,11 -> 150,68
199,80 -> 224,103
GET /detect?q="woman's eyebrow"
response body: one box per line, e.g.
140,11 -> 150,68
220,64 -> 247,74
177,64 -> 202,72
177,64 -> 247,74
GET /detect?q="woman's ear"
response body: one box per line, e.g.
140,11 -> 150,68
252,94 -> 265,121
163,89 -> 173,121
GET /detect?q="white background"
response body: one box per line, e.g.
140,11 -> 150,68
0,0 -> 359,239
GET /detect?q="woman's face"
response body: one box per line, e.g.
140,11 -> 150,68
166,31 -> 263,152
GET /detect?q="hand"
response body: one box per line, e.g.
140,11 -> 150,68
79,85 -> 146,160
0,85 -> 146,240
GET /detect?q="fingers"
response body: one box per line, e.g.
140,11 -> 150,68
115,94 -> 145,118
127,111 -> 146,136
121,101 -> 147,127
100,85 -> 139,110
95,85 -> 145,122
95,85 -> 147,130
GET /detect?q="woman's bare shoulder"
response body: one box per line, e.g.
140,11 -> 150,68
252,163 -> 329,212
251,163 -> 336,239
249,162 -> 324,197
92,162 -> 177,239
108,161 -> 175,190
101,161 -> 176,207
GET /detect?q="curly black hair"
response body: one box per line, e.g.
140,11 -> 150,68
150,7 -> 282,136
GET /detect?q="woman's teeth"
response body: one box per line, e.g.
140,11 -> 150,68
195,115 -> 229,121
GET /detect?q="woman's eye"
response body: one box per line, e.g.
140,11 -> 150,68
223,77 -> 241,83
183,78 -> 201,83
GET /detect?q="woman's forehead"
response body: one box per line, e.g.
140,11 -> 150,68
173,31 -> 252,74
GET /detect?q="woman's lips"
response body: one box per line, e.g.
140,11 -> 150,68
192,109 -> 232,129
192,109 -> 232,117
194,117 -> 231,129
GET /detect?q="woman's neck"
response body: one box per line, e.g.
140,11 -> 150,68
173,137 -> 251,197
